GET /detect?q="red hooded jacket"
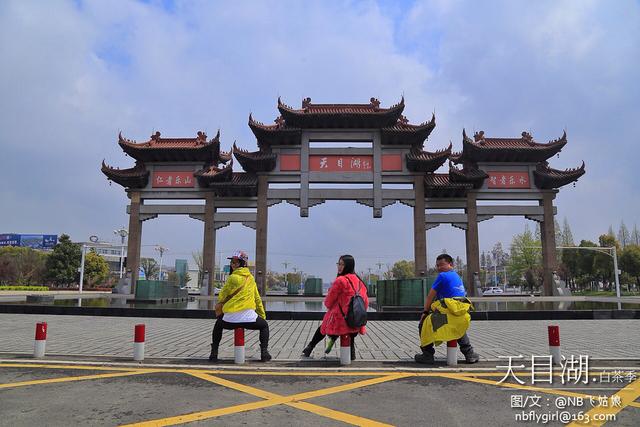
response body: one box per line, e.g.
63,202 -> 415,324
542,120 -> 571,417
320,273 -> 369,336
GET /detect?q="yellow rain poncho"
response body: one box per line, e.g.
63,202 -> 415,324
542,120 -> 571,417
420,297 -> 474,347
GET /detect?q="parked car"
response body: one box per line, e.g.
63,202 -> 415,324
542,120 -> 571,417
483,286 -> 504,296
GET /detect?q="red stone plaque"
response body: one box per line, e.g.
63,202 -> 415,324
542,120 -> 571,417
152,171 -> 195,188
309,155 -> 373,172
487,171 -> 530,189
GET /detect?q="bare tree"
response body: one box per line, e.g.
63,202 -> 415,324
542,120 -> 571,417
618,221 -> 631,248
632,224 -> 640,246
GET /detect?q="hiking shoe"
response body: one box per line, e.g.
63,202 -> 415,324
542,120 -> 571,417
464,352 -> 480,364
208,346 -> 218,362
260,349 -> 272,362
324,337 -> 336,354
414,353 -> 435,364
302,346 -> 313,358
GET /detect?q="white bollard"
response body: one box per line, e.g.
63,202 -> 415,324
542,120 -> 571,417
446,340 -> 458,366
234,328 -> 245,364
339,335 -> 351,366
548,325 -> 561,365
133,324 -> 145,361
34,322 -> 47,358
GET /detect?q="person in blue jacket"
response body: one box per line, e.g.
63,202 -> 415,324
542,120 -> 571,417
415,253 -> 480,364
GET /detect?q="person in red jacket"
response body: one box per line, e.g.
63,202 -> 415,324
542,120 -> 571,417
301,254 -> 369,360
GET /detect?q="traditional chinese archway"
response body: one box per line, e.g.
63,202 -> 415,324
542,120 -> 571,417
102,97 -> 584,296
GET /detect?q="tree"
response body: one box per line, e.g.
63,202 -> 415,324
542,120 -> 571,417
575,240 -> 598,290
391,260 -> 414,279
83,250 -> 110,287
618,221 -> 631,249
0,246 -> 48,285
45,234 -> 81,286
192,251 -> 204,279
632,224 -> 640,246
620,245 -> 640,288
168,270 -> 191,287
561,218 -> 575,246
508,225 -> 541,290
593,234 -> 619,291
140,258 -> 159,280
491,242 -> 507,267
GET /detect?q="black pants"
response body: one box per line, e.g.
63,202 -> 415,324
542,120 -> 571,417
211,317 -> 270,351
418,317 -> 473,356
305,326 -> 357,351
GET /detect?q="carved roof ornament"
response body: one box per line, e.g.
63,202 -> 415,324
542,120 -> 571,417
406,142 -> 452,172
455,128 -> 569,163
533,160 -> 585,189
370,97 -> 381,109
232,142 -> 277,172
274,116 -> 286,127
302,97 -> 312,109
100,159 -> 149,189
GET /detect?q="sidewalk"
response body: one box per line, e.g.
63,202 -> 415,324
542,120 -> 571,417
1,314 -> 638,361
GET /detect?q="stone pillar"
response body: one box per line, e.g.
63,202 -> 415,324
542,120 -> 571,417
126,191 -> 142,295
464,193 -> 480,293
413,175 -> 426,277
255,174 -> 269,296
540,192 -> 557,296
203,193 -> 216,297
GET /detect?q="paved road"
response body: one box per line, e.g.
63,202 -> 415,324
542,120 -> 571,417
1,361 -> 639,426
1,314 -> 639,362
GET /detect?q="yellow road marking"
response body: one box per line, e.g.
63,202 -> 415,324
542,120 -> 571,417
441,373 -> 600,400
198,369 -> 400,376
0,369 -> 159,389
567,378 -> 640,427
122,372 -> 409,426
188,371 -> 393,426
0,363 -> 139,371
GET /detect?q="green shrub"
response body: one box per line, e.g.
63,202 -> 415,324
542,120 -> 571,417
0,285 -> 49,291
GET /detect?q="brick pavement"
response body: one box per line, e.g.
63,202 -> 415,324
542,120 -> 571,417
0,314 -> 638,361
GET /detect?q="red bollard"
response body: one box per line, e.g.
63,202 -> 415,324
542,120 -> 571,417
447,340 -> 458,366
134,324 -> 145,361
234,328 -> 245,364
339,335 -> 351,366
548,325 -> 561,364
34,322 -> 47,358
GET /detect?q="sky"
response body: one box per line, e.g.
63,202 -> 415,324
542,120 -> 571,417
1,0 -> 639,283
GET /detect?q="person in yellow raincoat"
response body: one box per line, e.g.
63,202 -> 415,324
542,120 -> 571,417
415,254 -> 480,364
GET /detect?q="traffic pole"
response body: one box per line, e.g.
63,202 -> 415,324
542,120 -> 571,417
548,325 -> 561,365
34,322 -> 47,358
339,335 -> 351,366
446,340 -> 458,366
234,328 -> 245,364
133,324 -> 145,361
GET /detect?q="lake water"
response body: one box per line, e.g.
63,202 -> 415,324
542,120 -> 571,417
3,297 -> 639,311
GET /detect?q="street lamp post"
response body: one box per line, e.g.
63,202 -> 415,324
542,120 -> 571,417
79,244 -> 87,293
155,245 -> 168,280
79,235 -> 99,293
113,227 -> 128,279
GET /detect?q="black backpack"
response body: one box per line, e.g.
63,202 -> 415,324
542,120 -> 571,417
340,276 -> 368,328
